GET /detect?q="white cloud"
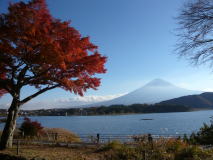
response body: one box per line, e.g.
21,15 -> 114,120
57,94 -> 125,103
20,93 -> 126,110
201,88 -> 213,92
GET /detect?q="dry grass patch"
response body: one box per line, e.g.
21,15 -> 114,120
0,144 -> 102,160
9,127 -> 81,144
42,128 -> 81,143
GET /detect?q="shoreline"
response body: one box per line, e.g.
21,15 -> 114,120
1,108 -> 212,117
18,108 -> 213,117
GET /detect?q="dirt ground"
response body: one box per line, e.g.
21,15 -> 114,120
0,144 -> 104,160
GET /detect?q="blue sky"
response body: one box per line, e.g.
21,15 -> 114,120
1,0 -> 213,108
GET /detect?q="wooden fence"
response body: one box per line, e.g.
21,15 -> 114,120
13,133 -> 191,146
78,133 -> 190,143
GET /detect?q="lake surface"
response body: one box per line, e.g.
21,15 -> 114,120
1,110 -> 213,135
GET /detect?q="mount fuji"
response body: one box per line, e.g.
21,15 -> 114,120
89,79 -> 202,106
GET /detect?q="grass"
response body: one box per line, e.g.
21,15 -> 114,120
0,139 -> 213,160
1,127 -> 213,160
10,127 -> 81,144
42,128 -> 80,143
0,144 -> 102,160
98,139 -> 213,160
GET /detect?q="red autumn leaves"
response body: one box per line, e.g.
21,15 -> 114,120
0,0 -> 106,97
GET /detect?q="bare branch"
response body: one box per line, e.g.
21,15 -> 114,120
17,65 -> 29,85
22,66 -> 52,85
176,0 -> 213,67
20,84 -> 60,105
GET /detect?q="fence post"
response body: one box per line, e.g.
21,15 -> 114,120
55,133 -> 58,141
16,140 -> 20,155
142,150 -> 146,160
148,134 -> 153,149
97,133 -> 100,144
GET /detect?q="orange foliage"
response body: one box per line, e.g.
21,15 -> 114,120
0,0 -> 106,97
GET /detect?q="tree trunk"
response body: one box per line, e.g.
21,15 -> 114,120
0,98 -> 20,150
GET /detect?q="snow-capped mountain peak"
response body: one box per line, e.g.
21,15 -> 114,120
88,79 -> 202,107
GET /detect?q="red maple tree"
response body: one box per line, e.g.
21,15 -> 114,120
20,117 -> 44,137
0,0 -> 106,149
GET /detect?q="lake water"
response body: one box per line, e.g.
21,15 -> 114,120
1,110 -> 213,135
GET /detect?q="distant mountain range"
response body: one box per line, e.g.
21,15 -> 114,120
88,79 -> 202,107
9,78 -> 209,110
160,92 -> 213,109
13,78 -> 213,113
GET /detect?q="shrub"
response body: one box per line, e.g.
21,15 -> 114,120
189,132 -> 198,145
188,123 -> 213,145
42,128 -> 80,143
102,145 -> 139,160
174,146 -> 212,160
101,140 -> 170,160
19,117 -> 43,137
98,140 -> 123,152
165,139 -> 188,153
196,123 -> 213,145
